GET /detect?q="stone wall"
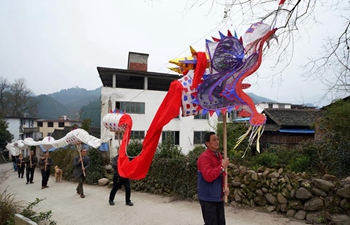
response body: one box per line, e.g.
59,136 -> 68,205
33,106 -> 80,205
126,158 -> 350,224
228,165 -> 350,224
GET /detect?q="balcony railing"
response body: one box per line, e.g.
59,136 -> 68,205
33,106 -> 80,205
23,127 -> 40,133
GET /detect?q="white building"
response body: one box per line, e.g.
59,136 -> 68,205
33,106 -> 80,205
5,116 -> 40,142
97,52 -> 219,156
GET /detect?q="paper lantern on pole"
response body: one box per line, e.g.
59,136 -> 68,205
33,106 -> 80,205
102,111 -> 129,133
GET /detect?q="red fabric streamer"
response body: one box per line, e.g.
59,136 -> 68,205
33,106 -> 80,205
117,81 -> 183,180
192,52 -> 207,89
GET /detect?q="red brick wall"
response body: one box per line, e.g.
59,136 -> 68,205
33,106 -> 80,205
129,62 -> 147,71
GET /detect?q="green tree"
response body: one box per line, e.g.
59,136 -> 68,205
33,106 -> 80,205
0,114 -> 13,149
81,118 -> 91,132
216,122 -> 249,161
315,99 -> 350,177
0,77 -> 38,117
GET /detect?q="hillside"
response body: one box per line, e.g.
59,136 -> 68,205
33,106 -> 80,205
35,87 -> 101,122
48,87 -> 101,112
36,95 -> 72,120
247,92 -> 276,104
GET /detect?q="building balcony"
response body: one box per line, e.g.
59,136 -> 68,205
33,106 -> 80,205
23,127 -> 40,134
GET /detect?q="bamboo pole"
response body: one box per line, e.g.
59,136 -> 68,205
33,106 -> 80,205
223,112 -> 228,203
77,144 -> 86,177
29,153 -> 32,168
44,150 -> 48,171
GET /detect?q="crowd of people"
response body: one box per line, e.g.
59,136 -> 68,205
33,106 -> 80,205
10,131 -> 229,224
9,148 -> 134,207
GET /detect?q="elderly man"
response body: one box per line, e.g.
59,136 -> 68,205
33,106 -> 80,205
73,148 -> 90,198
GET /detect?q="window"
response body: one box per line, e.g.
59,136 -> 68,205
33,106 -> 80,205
37,122 -> 43,127
218,112 -> 234,121
162,131 -> 180,145
116,102 -> 145,114
114,131 -> 145,140
58,122 -> 65,127
194,111 -> 209,120
193,131 -> 207,144
47,122 -> 54,127
131,130 -> 145,139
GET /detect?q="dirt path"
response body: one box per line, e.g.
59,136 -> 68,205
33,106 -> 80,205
0,162 -> 306,225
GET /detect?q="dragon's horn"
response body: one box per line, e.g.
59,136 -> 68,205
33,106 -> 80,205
190,46 -> 197,56
212,36 -> 220,42
219,31 -> 225,39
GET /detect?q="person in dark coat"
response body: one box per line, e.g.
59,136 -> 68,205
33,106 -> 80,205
16,153 -> 25,178
24,150 -> 38,184
73,148 -> 90,198
38,151 -> 53,189
108,155 -> 133,206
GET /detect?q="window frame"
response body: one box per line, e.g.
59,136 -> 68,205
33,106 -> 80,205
193,131 -> 207,145
161,131 -> 180,145
116,101 -> 145,114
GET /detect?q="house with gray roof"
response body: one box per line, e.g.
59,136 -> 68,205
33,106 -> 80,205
260,108 -> 322,149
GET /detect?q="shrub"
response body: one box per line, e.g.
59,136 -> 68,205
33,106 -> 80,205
126,139 -> 143,158
264,145 -> 295,166
187,145 -> 205,159
0,188 -> 21,225
18,198 -> 56,225
252,152 -> 278,168
288,155 -> 310,172
85,148 -> 105,184
49,146 -> 77,181
2,192 -> 57,225
155,133 -> 184,159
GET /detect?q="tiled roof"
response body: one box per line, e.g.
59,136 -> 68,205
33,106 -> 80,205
263,124 -> 280,132
263,108 -> 321,127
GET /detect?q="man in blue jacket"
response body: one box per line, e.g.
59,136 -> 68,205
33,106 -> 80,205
197,132 -> 229,225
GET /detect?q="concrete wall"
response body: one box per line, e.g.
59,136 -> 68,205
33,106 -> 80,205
14,214 -> 37,225
6,118 -> 20,142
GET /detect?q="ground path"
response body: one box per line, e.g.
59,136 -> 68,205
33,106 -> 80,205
0,162 -> 306,225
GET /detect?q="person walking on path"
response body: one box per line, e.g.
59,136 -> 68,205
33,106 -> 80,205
197,132 -> 230,225
73,148 -> 90,198
24,150 -> 38,184
109,155 -> 133,206
16,153 -> 25,178
38,151 -> 53,189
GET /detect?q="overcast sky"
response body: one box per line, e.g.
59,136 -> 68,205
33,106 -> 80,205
0,0 -> 347,107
